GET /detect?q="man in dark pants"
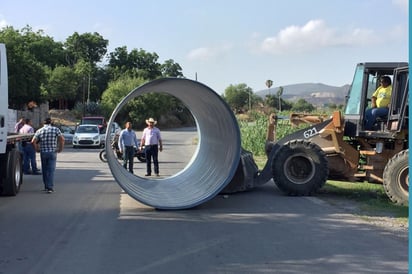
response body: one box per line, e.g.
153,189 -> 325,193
118,122 -> 139,174
140,118 -> 163,176
19,118 -> 40,175
32,118 -> 64,193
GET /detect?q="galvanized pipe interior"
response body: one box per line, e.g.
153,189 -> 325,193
106,78 -> 241,209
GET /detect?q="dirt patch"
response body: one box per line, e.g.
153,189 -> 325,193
320,196 -> 408,233
49,109 -> 78,126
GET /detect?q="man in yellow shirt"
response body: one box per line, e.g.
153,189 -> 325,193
365,76 -> 392,130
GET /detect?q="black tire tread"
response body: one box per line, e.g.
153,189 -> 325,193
271,139 -> 328,196
383,149 -> 409,205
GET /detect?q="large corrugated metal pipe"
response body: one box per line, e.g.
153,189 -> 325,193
106,78 -> 241,210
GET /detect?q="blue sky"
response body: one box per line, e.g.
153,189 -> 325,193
0,0 -> 408,94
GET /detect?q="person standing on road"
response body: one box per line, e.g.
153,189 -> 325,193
140,118 -> 163,177
19,118 -> 41,175
118,122 -> 139,174
32,118 -> 64,193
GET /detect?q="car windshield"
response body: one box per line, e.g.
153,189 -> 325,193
82,118 -> 103,125
77,126 -> 98,134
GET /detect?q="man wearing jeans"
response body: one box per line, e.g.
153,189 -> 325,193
32,118 -> 64,193
118,122 -> 139,174
140,118 -> 163,177
19,118 -> 40,175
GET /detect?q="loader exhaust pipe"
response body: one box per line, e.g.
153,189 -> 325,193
106,78 -> 241,210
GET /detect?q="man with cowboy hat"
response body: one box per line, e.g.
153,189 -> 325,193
140,118 -> 163,176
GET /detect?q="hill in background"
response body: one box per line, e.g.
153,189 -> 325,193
256,83 -> 350,107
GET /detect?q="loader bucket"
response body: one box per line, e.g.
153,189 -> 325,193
220,148 -> 260,193
106,78 -> 241,210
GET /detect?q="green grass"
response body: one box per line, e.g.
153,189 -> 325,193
320,180 -> 408,219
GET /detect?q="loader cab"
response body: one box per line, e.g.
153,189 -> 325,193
343,62 -> 408,138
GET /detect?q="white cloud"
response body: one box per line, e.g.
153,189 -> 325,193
186,43 -> 233,61
258,19 -> 378,55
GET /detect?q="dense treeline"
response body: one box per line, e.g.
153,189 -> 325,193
0,25 -> 187,125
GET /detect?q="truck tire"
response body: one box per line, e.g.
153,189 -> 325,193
383,150 -> 409,205
271,139 -> 328,196
2,149 -> 23,196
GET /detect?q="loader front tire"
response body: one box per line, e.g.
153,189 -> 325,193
383,149 -> 409,205
271,140 -> 328,196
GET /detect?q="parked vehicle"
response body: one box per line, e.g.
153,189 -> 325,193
80,116 -> 106,133
58,125 -> 75,145
0,43 -> 34,195
72,124 -> 104,148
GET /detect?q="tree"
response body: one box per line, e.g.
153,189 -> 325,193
161,59 -> 183,77
291,98 -> 315,112
20,26 -> 65,68
107,46 -> 165,80
223,83 -> 253,113
0,26 -> 48,108
101,75 -> 190,126
265,79 -> 273,95
65,32 -> 108,104
265,94 -> 277,109
100,76 -> 147,122
133,49 -> 162,79
44,65 -> 79,109
64,32 -> 108,65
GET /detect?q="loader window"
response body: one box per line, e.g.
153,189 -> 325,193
366,76 -> 379,105
344,64 -> 364,115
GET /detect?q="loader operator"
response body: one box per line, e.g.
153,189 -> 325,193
364,75 -> 392,130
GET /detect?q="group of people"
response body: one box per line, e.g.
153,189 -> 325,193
16,115 -> 162,194
16,118 -> 41,175
118,117 -> 163,176
16,117 -> 65,193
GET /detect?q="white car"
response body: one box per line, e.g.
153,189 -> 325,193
72,124 -> 104,148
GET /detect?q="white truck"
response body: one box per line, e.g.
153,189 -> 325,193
0,43 -> 34,195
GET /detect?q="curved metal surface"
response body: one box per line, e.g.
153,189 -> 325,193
105,78 -> 241,209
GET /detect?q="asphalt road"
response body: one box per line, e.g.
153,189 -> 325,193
0,128 -> 408,274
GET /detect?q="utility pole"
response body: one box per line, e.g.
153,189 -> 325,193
248,90 -> 251,111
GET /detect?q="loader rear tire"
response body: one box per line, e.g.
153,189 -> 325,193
383,150 -> 408,206
271,140 -> 328,196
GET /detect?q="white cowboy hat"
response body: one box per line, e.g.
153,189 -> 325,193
145,118 -> 157,125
